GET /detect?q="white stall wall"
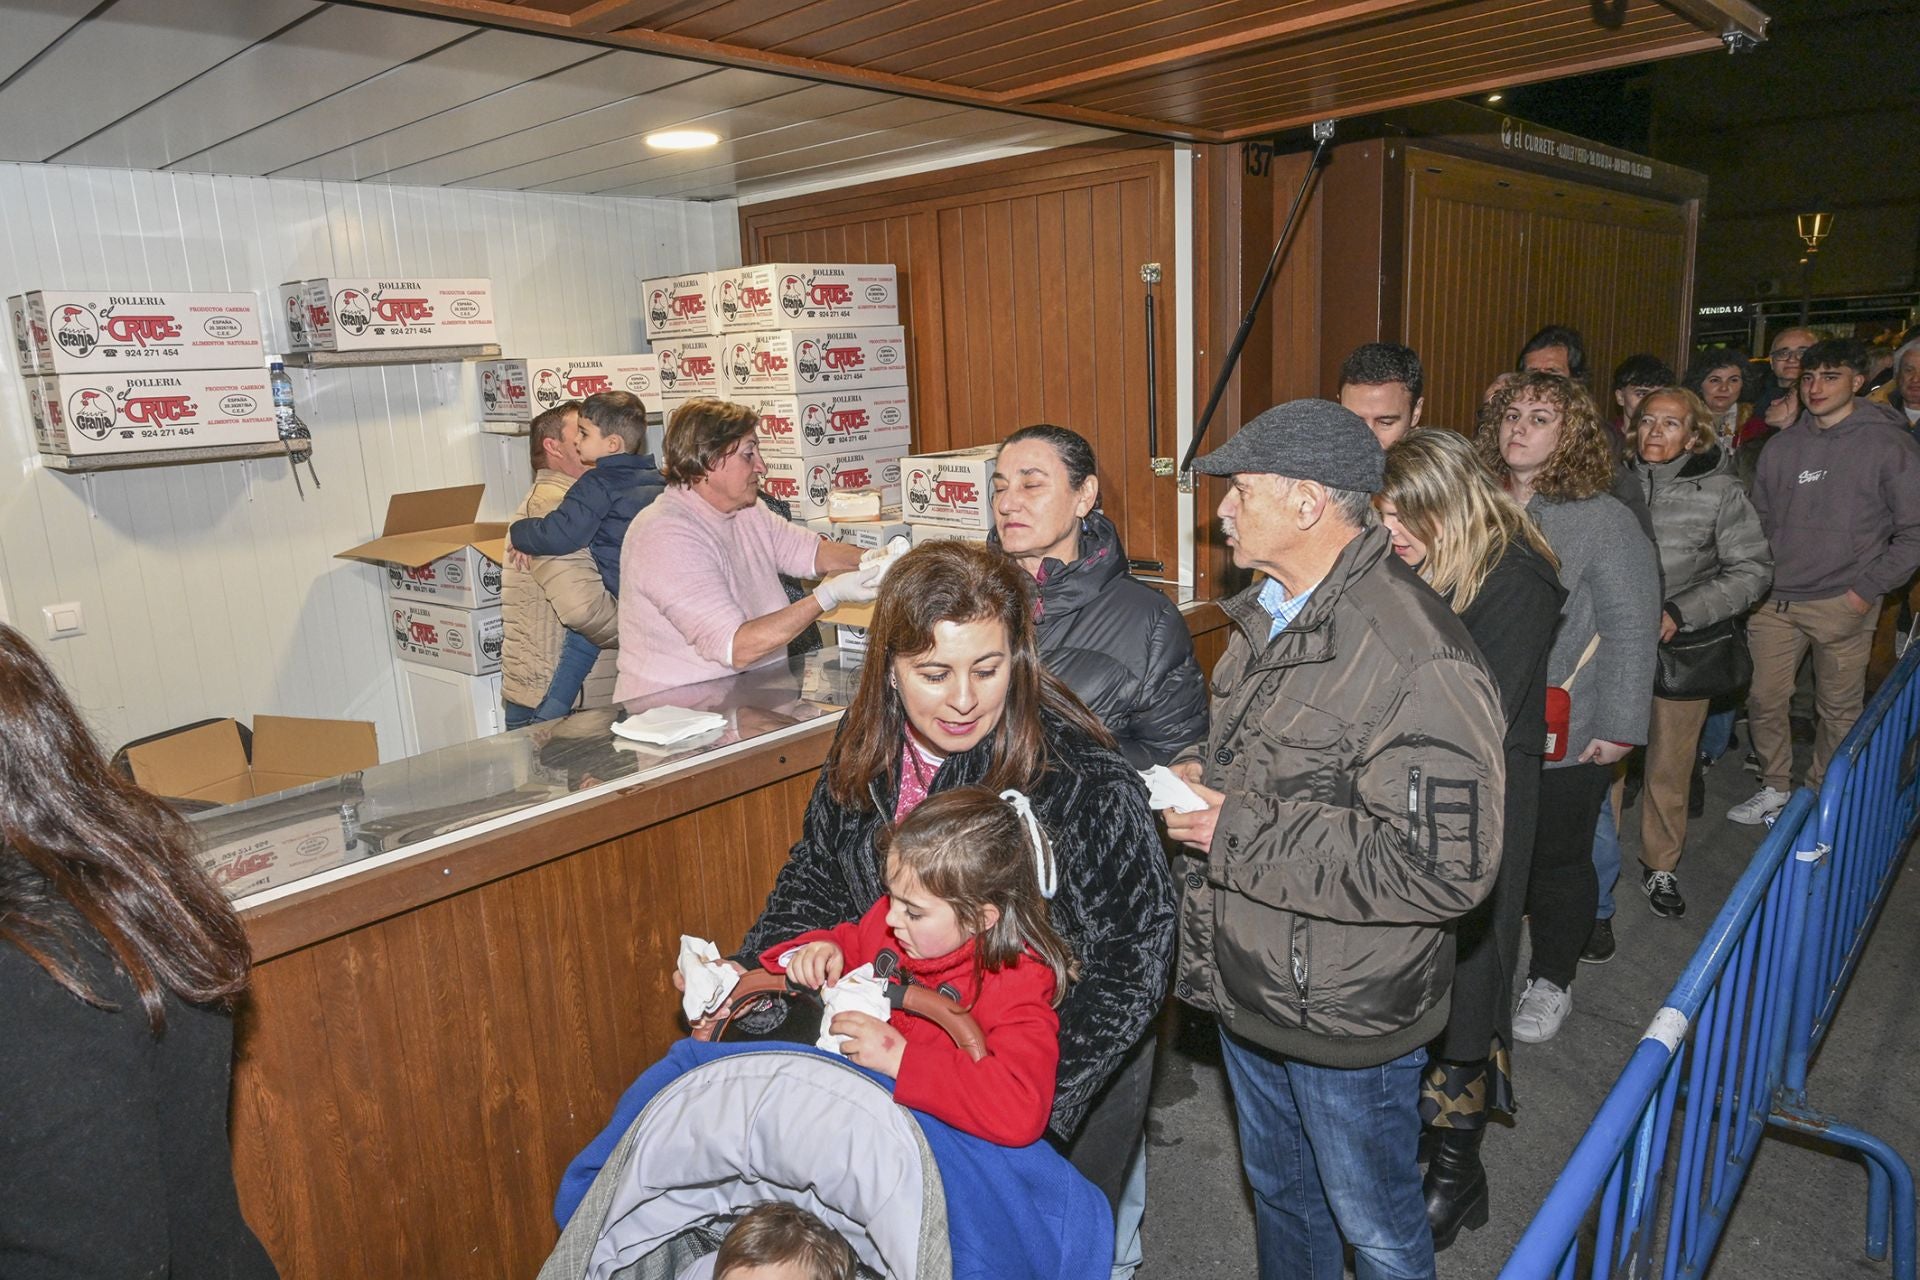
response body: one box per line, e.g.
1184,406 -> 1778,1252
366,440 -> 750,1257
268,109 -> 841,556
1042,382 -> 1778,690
0,161 -> 739,759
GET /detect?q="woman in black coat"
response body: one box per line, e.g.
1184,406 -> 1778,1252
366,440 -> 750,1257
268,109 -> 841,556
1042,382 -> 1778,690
989,424 -> 1207,768
1378,429 -> 1566,1249
0,625 -> 276,1278
729,540 -> 1177,1209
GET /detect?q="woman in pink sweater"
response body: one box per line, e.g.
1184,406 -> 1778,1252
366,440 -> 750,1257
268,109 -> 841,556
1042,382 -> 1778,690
614,398 -> 879,701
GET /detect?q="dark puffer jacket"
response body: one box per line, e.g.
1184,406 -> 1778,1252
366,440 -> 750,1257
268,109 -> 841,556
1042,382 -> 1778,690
1009,511 -> 1208,767
737,711 -> 1176,1142
1175,526 -> 1506,1069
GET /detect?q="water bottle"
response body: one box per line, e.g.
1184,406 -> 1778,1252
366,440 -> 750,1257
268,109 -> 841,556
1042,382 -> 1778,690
270,360 -> 296,438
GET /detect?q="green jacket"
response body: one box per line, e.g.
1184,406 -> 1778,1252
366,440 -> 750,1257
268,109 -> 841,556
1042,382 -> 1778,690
1175,526 -> 1506,1068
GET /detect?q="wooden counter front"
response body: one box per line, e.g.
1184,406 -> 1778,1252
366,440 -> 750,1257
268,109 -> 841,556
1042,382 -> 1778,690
230,719 -> 835,1280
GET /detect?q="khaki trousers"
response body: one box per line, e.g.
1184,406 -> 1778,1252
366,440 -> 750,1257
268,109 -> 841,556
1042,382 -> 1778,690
1747,597 -> 1878,793
1640,695 -> 1710,872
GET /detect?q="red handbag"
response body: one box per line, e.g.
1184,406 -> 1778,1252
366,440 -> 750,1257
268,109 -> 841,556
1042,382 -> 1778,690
1544,635 -> 1601,762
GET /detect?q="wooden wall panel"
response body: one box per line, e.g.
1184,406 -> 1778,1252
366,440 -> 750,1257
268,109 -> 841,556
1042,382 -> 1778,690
1398,147 -> 1692,434
743,141 -> 1182,575
230,770 -> 818,1280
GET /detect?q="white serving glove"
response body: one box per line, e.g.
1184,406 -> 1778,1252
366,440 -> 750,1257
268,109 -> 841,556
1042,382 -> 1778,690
813,559 -> 886,611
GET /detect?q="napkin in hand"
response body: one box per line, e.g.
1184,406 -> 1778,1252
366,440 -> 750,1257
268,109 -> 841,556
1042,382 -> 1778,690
817,963 -> 892,1056
613,705 -> 727,747
678,935 -> 741,1023
1141,764 -> 1210,814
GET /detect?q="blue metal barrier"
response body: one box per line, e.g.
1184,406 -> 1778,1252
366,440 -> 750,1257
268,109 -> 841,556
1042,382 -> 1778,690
1502,790 -> 1818,1279
1505,641 -> 1920,1279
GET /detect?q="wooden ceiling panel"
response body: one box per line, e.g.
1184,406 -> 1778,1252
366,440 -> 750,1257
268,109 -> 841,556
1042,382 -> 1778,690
344,0 -> 1768,142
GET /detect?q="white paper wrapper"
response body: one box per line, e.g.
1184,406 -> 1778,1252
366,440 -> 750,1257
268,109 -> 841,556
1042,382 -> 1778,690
1141,764 -> 1209,813
615,706 -> 727,747
678,935 -> 740,1023
816,962 -> 892,1056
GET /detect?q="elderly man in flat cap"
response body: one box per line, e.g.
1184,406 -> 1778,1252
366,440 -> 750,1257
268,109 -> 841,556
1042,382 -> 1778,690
1164,400 -> 1506,1280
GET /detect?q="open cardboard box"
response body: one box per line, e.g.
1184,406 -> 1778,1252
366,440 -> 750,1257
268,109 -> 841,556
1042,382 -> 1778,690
126,715 -> 379,807
337,484 -> 508,609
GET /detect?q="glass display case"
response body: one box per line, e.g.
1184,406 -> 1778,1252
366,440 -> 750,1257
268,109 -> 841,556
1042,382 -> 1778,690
196,649 -> 866,908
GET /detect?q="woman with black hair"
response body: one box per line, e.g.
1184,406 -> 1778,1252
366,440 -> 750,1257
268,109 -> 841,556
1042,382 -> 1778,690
0,625 -> 276,1277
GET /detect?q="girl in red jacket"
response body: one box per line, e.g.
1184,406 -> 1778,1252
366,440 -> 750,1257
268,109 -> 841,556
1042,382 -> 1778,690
760,785 -> 1077,1147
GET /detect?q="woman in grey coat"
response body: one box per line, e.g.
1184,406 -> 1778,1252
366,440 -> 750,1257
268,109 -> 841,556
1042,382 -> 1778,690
1621,389 -> 1772,918
1478,373 -> 1662,1045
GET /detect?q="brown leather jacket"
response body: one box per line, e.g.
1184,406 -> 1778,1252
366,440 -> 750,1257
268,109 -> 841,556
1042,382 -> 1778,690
1175,526 -> 1506,1068
500,470 -> 619,711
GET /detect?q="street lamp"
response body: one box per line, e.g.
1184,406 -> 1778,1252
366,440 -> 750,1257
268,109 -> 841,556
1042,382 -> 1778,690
1796,211 -> 1834,323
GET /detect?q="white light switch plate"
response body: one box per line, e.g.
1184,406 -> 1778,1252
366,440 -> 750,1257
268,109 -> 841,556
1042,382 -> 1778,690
42,602 -> 84,639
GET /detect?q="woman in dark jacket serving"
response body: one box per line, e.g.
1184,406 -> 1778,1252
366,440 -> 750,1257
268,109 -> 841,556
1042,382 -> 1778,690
0,625 -> 276,1279
989,424 -> 1207,768
1378,429 -> 1565,1249
735,540 -> 1177,1208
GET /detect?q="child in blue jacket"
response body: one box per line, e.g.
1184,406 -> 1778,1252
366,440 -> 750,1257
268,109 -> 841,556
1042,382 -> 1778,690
509,391 -> 664,721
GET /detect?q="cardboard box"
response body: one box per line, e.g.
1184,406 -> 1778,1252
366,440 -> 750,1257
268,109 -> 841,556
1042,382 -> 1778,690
301,278 -> 495,351
276,281 -> 310,353
653,334 -> 723,404
39,370 -> 279,456
127,715 -> 378,807
721,328 -> 907,396
746,387 -> 911,458
9,294 -> 36,372
336,484 -> 507,609
642,271 -> 716,339
828,516 -> 911,550
910,522 -> 994,547
25,376 -> 57,451
902,445 -> 998,530
478,354 -> 661,422
836,625 -> 870,660
192,806 -> 360,898
760,448 -> 903,522
27,289 -> 263,374
388,601 -> 504,675
712,263 -> 899,333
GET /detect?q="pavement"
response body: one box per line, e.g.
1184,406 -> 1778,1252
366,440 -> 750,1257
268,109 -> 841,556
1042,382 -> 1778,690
1137,745 -> 1920,1277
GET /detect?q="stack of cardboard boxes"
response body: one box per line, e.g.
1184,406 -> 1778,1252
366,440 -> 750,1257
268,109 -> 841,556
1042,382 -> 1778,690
337,485 -> 509,753
9,289 -> 276,458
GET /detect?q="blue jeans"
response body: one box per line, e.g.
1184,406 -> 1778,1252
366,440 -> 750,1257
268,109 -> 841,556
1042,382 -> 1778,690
503,700 -> 536,730
1218,1030 -> 1434,1280
534,629 -> 600,722
1592,798 -> 1620,921
1110,1135 -> 1146,1279
1700,708 -> 1736,760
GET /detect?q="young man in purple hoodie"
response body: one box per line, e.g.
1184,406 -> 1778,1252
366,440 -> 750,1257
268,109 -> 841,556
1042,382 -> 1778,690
1730,339 -> 1920,824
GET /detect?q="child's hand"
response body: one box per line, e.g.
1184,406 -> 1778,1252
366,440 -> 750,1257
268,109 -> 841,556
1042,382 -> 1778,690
784,942 -> 844,990
507,548 -> 534,571
832,1011 -> 906,1077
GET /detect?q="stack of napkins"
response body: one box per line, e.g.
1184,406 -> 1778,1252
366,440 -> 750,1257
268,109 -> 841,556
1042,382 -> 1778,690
613,705 -> 727,747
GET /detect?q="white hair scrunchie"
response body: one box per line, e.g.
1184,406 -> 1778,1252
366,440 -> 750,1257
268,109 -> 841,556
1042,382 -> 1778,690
999,788 -> 1056,899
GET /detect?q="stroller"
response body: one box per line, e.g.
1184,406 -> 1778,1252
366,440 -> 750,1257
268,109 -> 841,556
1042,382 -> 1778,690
540,971 -> 1114,1280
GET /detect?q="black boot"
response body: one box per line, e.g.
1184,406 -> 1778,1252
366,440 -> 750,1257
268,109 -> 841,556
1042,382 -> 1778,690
1424,1127 -> 1490,1250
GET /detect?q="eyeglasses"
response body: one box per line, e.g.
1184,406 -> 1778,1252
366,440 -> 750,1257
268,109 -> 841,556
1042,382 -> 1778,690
1770,346 -> 1811,362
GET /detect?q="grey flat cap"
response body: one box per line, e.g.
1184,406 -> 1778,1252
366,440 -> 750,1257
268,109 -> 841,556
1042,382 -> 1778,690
1191,398 -> 1385,493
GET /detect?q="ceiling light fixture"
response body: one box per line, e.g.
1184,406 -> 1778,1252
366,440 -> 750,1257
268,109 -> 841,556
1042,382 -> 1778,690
645,129 -> 720,151
1486,93 -> 1504,104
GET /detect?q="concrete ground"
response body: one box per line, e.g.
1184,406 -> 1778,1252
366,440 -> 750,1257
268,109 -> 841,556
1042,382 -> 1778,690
1139,746 -> 1920,1277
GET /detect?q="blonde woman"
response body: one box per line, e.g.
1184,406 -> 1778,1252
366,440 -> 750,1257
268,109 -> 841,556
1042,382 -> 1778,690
1378,429 -> 1564,1249
1477,373 -> 1660,1044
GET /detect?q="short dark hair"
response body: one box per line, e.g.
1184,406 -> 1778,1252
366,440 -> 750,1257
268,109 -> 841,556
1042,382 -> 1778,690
714,1203 -> 855,1280
1001,423 -> 1099,490
1518,325 -> 1588,382
1611,353 -> 1675,393
1338,342 -> 1424,401
580,390 -> 648,453
1683,346 -> 1749,395
528,400 -> 582,471
1802,337 -> 1870,377
661,397 -> 759,485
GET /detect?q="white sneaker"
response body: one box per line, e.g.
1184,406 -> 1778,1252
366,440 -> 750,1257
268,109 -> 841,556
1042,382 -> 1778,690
1513,978 -> 1572,1044
1727,786 -> 1790,826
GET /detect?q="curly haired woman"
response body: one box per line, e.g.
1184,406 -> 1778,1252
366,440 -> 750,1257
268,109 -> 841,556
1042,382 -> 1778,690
1477,373 -> 1661,1045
